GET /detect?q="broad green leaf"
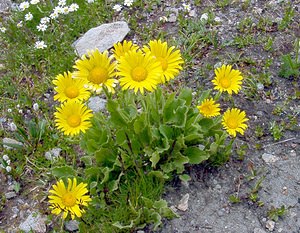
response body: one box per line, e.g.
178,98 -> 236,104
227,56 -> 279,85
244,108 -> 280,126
112,220 -> 134,229
95,148 -> 116,166
178,88 -> 193,106
179,174 -> 191,182
51,166 -> 76,178
185,147 -> 209,164
148,171 -> 169,179
80,156 -> 93,166
150,151 -> 160,168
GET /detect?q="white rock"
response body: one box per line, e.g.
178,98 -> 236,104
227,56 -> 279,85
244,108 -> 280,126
265,220 -> 275,231
73,21 -> 130,57
88,96 -> 107,113
262,153 -> 279,163
19,212 -> 47,233
177,193 -> 189,211
5,191 -> 17,199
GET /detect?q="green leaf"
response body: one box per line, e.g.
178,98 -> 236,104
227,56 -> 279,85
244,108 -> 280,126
185,147 -> 209,164
112,220 -> 134,229
80,156 -> 93,166
51,166 -> 76,178
148,171 -> 169,179
150,151 -> 160,168
179,174 -> 191,182
95,148 -> 116,166
178,88 -> 193,106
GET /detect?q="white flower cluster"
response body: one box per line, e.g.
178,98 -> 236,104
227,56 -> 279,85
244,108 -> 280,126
17,1 -> 80,50
1,154 -> 12,173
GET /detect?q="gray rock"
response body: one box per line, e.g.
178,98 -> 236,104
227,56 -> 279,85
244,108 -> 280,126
45,147 -> 62,160
19,212 -> 47,233
253,228 -> 267,233
3,138 -> 23,149
0,0 -> 11,13
5,191 -> 17,199
65,220 -> 79,232
73,21 -> 130,57
88,96 -> 107,113
262,153 -> 279,163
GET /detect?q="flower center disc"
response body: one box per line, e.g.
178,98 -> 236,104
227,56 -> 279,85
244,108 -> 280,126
220,77 -> 231,88
227,117 -> 238,129
89,67 -> 108,84
132,67 -> 147,82
159,58 -> 168,71
65,86 -> 79,98
202,105 -> 212,114
67,114 -> 81,127
62,192 -> 76,207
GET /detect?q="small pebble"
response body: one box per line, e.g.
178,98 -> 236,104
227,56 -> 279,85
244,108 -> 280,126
266,220 -> 275,231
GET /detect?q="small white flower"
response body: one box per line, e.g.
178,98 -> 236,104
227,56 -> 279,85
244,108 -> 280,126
69,3 -> 79,12
6,166 -> 12,173
58,0 -> 66,6
25,12 -> 33,21
159,16 -> 168,22
50,12 -> 59,19
37,23 -> 47,32
3,155 -> 9,161
62,6 -> 69,14
30,0 -> 40,4
34,41 -> 47,49
6,159 -> 10,165
40,17 -> 50,24
33,103 -> 39,111
18,109 -> 23,114
214,16 -> 222,22
200,13 -> 208,21
182,3 -> 191,12
124,0 -> 133,7
17,21 -> 23,28
113,4 -> 122,12
19,1 -> 30,11
16,104 -> 20,108
87,0 -> 95,3
7,108 -> 12,113
9,122 -> 17,131
0,27 -> 7,33
54,6 -> 63,14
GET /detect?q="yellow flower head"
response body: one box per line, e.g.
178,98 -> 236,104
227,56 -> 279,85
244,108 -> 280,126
52,72 -> 91,103
48,178 -> 92,220
197,98 -> 220,118
54,101 -> 93,136
212,64 -> 243,94
112,40 -> 139,61
117,50 -> 163,94
73,49 -> 117,93
143,39 -> 184,83
222,108 -> 248,137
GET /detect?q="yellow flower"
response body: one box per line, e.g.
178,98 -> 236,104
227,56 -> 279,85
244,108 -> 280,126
48,178 -> 92,220
112,40 -> 139,60
54,101 -> 93,136
222,108 -> 248,137
117,50 -> 163,94
73,49 -> 117,93
212,64 -> 243,94
197,98 -> 220,118
52,72 -> 91,103
143,39 -> 184,83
